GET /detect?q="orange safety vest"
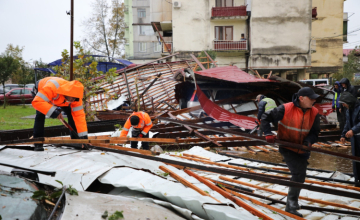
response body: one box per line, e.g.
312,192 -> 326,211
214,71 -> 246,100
120,111 -> 153,137
31,77 -> 88,137
278,102 -> 318,154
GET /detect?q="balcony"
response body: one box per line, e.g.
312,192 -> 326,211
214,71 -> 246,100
213,40 -> 247,51
211,6 -> 247,20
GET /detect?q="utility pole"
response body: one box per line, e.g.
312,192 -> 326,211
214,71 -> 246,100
70,0 -> 74,81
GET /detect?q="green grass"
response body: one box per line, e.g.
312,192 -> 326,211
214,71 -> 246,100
0,105 -> 63,130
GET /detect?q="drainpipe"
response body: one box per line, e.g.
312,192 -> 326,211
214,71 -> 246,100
245,11 -> 251,73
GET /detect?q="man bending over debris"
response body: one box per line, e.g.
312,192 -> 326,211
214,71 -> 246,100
32,77 -> 88,151
261,87 -> 320,217
339,92 -> 360,187
120,111 -> 153,150
256,94 -> 277,136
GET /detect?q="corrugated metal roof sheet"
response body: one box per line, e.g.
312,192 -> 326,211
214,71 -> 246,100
63,191 -> 190,220
195,66 -> 273,83
1,143 -> 359,220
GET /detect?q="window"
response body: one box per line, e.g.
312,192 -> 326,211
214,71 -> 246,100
154,42 -> 162,52
138,8 -> 146,18
138,42 -> 146,52
10,89 -> 21,95
215,26 -> 233,40
139,25 -> 154,36
215,0 -> 233,7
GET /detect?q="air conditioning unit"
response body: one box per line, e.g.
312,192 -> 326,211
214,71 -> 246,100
173,1 -> 181,8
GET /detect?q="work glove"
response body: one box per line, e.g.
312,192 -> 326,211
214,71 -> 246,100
79,135 -> 88,139
132,129 -> 141,137
265,135 -> 276,143
139,134 -> 144,138
50,107 -> 62,119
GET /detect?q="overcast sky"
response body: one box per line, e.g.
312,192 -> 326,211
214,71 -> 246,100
0,0 -> 359,64
0,0 -> 94,63
344,0 -> 360,49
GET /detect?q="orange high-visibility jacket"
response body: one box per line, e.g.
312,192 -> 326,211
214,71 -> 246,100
278,102 -> 318,154
120,111 -> 153,137
31,77 -> 88,137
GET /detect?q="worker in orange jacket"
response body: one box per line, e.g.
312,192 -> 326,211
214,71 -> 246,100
32,77 -> 88,151
120,111 -> 153,150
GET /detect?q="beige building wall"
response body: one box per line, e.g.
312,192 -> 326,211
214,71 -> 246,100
172,0 -> 211,52
311,0 -> 344,76
150,0 -> 172,22
249,0 -> 312,70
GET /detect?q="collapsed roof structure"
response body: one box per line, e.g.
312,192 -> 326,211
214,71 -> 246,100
1,53 -> 359,220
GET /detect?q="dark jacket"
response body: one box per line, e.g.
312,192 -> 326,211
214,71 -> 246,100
332,81 -> 342,109
339,78 -> 357,98
257,95 -> 266,120
261,94 -> 320,147
340,92 -> 360,137
340,91 -> 360,184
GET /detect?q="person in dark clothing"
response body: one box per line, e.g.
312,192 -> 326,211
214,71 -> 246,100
256,94 -> 277,136
339,92 -> 360,187
339,78 -> 357,98
261,87 -> 320,217
332,81 -> 345,131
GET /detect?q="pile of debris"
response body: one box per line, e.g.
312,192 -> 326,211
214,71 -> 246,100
2,53 -> 358,220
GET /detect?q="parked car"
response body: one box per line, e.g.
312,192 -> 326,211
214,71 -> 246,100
4,84 -> 35,90
25,84 -> 35,89
4,84 -> 20,90
0,88 -> 34,104
299,79 -> 329,86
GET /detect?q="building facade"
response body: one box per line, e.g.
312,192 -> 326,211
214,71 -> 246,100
309,0 -> 347,79
170,0 -> 248,68
124,0 -> 163,63
249,0 -> 313,80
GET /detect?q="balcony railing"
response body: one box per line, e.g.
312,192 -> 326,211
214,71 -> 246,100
213,40 -> 247,51
211,6 -> 247,17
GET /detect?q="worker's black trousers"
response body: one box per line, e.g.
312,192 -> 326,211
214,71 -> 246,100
336,108 -> 346,132
279,147 -> 309,183
131,131 -> 149,150
33,107 -> 77,147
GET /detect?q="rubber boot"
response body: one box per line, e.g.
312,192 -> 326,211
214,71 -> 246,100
285,187 -> 303,217
34,144 -> 44,151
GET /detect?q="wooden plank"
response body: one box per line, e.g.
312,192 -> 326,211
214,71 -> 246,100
184,169 -> 274,220
95,143 -> 155,156
159,166 -> 220,202
219,176 -> 360,211
225,188 -> 305,220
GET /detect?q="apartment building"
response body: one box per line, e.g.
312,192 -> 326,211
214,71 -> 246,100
124,0 -> 163,63
125,0 -> 347,81
309,0 -> 347,79
249,0 -> 313,80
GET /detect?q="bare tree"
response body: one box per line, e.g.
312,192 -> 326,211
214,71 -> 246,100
82,0 -> 126,61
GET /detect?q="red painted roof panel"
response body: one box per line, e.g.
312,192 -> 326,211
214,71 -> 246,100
196,85 -> 257,129
195,66 -> 273,83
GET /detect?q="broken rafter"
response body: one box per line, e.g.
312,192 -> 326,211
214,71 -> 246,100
159,165 -> 221,202
158,117 -> 360,163
184,169 -> 274,220
84,144 -> 360,199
